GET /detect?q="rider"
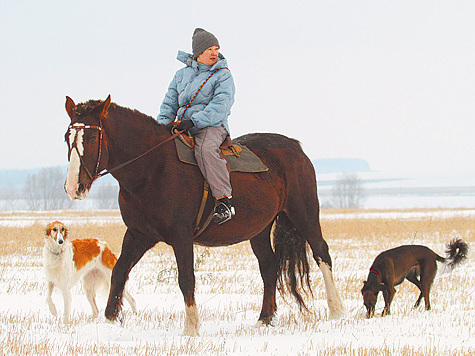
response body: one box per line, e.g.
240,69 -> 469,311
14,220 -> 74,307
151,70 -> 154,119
157,28 -> 236,224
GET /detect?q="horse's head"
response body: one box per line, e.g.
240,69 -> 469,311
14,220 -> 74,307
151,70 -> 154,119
64,95 -> 111,200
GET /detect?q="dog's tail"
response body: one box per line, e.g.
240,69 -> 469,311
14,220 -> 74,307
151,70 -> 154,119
273,212 -> 313,311
437,238 -> 469,269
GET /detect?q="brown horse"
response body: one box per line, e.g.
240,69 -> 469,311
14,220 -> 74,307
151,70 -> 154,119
64,95 -> 344,335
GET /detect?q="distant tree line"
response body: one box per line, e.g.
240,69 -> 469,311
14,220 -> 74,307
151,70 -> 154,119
0,167 -> 119,211
319,173 -> 365,209
0,167 -> 364,211
331,173 -> 365,209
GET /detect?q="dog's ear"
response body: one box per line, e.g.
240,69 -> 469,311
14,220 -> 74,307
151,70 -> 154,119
361,281 -> 367,294
45,223 -> 51,237
376,284 -> 387,291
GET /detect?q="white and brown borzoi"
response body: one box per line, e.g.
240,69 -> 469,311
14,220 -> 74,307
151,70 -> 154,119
43,221 -> 136,323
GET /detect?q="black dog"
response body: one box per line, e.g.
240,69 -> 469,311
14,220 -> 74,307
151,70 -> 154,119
362,239 -> 468,318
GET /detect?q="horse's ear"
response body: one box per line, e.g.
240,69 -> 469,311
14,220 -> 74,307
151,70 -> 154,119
95,94 -> 111,118
65,96 -> 76,120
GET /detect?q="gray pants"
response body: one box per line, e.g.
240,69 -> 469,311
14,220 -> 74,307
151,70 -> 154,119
194,125 -> 232,199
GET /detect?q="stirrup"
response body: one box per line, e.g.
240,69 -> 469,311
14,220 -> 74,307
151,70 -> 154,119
213,202 -> 235,225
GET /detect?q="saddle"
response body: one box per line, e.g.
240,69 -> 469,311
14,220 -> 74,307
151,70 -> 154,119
177,130 -> 242,156
173,129 -> 269,173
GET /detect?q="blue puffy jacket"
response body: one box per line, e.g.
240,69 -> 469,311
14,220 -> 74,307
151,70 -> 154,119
157,51 -> 235,135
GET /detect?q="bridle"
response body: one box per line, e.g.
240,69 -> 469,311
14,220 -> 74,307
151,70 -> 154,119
67,120 -> 183,183
67,123 -> 103,182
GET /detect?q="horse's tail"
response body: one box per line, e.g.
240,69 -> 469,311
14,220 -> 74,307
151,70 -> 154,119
273,212 -> 313,311
437,238 -> 469,269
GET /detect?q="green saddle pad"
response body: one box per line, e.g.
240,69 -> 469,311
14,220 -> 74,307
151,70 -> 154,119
174,137 -> 269,173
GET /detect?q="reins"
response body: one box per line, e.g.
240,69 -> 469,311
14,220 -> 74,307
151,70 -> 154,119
96,129 -> 184,178
68,122 -> 184,181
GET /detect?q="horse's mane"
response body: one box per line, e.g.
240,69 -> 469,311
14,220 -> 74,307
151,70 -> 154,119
76,100 -> 163,130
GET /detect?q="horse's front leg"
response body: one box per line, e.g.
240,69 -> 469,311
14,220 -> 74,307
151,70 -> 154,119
105,229 -> 155,322
172,238 -> 199,336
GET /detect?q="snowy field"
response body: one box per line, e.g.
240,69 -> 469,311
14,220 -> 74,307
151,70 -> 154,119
0,210 -> 474,355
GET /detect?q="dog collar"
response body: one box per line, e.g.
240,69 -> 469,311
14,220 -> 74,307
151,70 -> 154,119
45,245 -> 62,256
369,269 -> 380,277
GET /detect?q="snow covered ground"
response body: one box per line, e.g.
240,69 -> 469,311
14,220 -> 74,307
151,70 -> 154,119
0,210 -> 473,355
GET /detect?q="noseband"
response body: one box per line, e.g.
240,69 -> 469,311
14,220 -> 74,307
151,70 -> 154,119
68,123 -> 103,182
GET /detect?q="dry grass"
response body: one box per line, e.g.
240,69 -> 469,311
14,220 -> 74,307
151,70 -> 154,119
0,209 -> 473,355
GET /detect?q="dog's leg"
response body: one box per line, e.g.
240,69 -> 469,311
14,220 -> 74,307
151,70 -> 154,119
82,272 -> 100,318
61,288 -> 72,324
406,272 -> 423,308
414,292 -> 423,308
122,287 -> 137,313
46,281 -> 58,316
420,262 -> 437,311
382,286 -> 395,316
102,265 -> 136,314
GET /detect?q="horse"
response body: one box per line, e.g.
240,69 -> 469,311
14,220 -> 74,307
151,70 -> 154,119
63,95 -> 344,335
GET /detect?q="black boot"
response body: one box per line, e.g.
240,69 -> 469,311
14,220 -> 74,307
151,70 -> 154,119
213,197 -> 235,225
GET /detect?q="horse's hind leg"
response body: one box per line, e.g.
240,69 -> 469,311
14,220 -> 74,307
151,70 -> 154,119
250,222 -> 278,325
105,229 -> 155,322
309,223 -> 344,318
286,208 -> 344,318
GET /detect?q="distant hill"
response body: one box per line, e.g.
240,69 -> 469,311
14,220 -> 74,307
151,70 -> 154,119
312,158 -> 370,174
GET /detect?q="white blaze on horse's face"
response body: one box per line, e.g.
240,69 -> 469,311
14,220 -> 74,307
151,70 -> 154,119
65,125 -> 88,200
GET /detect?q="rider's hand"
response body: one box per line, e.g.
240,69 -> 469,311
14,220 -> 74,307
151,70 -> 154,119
175,120 -> 194,132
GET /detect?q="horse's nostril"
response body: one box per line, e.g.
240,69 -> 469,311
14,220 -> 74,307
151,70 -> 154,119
78,183 -> 85,192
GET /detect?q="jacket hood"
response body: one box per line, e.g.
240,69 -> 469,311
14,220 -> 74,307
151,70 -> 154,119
176,50 -> 227,70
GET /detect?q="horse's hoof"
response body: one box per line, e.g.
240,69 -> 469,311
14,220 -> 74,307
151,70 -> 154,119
255,317 -> 274,328
104,315 -> 122,326
329,306 -> 345,320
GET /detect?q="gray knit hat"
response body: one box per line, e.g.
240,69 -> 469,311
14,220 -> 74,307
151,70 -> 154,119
192,28 -> 220,59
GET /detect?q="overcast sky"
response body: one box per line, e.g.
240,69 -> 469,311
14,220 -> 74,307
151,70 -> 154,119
1,0 -> 474,176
